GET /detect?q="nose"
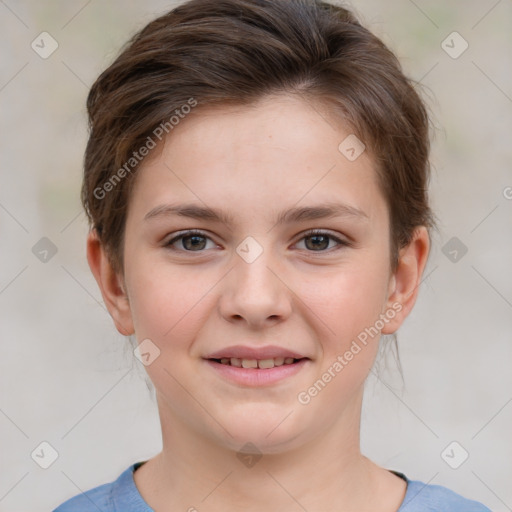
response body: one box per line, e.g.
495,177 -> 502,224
218,247 -> 293,330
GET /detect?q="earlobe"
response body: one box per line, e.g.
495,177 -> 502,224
381,226 -> 430,335
86,230 -> 135,336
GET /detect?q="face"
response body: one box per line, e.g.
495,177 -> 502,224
97,95 -> 421,454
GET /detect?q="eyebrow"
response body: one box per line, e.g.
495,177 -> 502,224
144,201 -> 368,226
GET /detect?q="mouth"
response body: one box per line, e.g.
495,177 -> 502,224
203,347 -> 311,386
209,356 -> 307,369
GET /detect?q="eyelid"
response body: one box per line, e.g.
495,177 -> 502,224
299,228 -> 348,241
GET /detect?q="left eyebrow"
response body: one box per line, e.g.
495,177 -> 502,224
143,201 -> 369,226
275,202 -> 369,224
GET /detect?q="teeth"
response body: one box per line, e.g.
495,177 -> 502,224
258,359 -> 275,369
217,356 -> 300,368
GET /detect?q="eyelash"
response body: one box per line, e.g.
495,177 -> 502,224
164,229 -> 350,254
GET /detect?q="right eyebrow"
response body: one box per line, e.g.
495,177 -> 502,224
144,203 -> 235,224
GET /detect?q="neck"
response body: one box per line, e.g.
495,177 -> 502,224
133,388 -> 405,511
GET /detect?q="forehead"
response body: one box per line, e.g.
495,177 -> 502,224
159,94 -> 355,169
128,94 -> 386,227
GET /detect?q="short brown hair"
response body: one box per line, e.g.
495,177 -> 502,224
82,0 -> 433,273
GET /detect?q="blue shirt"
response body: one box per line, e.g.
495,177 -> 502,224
53,462 -> 492,511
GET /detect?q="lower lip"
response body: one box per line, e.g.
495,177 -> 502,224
204,359 -> 309,386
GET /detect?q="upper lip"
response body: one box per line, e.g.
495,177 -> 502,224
204,345 -> 309,360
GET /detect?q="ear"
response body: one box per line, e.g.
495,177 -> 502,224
381,226 -> 430,334
86,230 -> 134,336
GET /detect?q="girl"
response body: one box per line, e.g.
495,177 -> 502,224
54,0 -> 491,510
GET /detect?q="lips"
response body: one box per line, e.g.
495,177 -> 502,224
202,345 -> 311,385
204,344 -> 308,361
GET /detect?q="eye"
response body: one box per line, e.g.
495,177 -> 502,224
165,230 -> 217,252
295,229 -> 349,252
164,229 -> 349,253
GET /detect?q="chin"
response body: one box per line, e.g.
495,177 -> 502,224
212,405 -> 306,455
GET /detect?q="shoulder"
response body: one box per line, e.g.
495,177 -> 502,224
52,479 -> 113,511
400,478 -> 492,512
52,463 -> 149,512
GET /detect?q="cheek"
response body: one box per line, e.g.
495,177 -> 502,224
304,259 -> 390,343
294,261 -> 389,408
126,255 -> 212,343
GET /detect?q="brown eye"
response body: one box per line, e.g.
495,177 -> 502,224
304,233 -> 330,251
181,234 -> 207,250
166,230 -> 215,251
296,230 -> 348,252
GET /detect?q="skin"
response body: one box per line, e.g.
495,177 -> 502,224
88,94 -> 429,511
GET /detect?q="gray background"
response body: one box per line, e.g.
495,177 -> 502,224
1,1 -> 511,511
